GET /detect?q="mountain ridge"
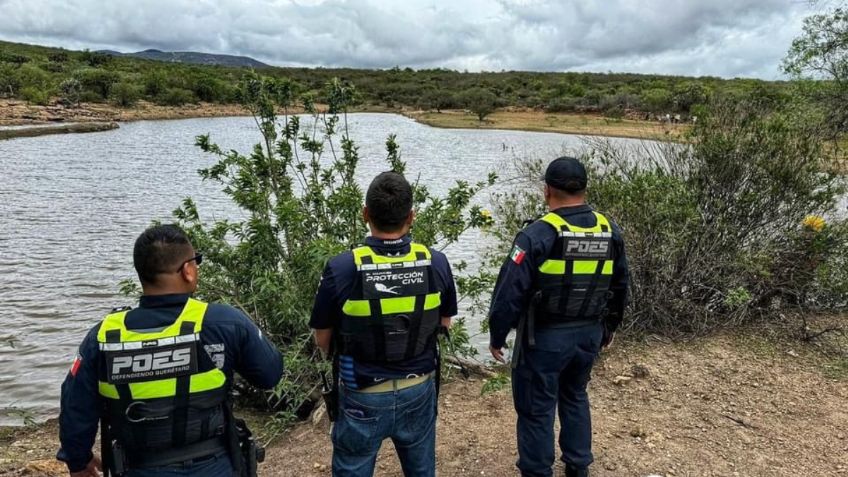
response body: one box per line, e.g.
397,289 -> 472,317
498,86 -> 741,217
97,48 -> 270,69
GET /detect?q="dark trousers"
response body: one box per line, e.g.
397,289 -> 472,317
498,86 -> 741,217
124,452 -> 234,476
511,321 -> 603,477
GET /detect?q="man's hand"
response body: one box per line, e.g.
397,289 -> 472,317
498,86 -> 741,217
70,456 -> 101,477
489,346 -> 506,363
440,317 -> 452,329
313,328 -> 333,358
601,332 -> 615,350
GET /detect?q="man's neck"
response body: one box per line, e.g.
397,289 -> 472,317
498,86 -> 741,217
549,199 -> 586,211
369,229 -> 408,241
141,287 -> 191,297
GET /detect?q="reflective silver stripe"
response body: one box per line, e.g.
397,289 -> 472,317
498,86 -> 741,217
174,334 -> 199,344
99,333 -> 200,351
560,232 -> 612,238
357,260 -> 431,271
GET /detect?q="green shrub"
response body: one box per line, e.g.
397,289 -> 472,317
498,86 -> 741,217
14,63 -> 51,91
479,97 -> 847,336
142,71 -> 167,97
0,51 -> 30,65
74,68 -> 120,99
111,81 -> 141,107
19,86 -> 51,105
0,64 -> 20,96
157,87 -> 196,106
170,75 -> 494,426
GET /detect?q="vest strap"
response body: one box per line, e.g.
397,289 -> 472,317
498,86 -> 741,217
575,222 -> 610,320
404,251 -> 428,359
171,320 -> 195,448
360,255 -> 387,363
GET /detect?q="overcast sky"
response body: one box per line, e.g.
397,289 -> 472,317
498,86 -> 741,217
0,0 -> 821,79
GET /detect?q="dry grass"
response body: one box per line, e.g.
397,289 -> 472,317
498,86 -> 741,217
406,109 -> 689,141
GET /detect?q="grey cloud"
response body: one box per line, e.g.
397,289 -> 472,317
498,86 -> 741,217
0,0 -> 814,78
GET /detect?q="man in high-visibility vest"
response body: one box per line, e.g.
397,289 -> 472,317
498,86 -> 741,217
57,224 -> 283,477
311,171 -> 458,477
489,157 -> 630,477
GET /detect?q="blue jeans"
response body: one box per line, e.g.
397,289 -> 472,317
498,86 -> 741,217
332,378 -> 437,477
512,322 -> 604,477
124,452 -> 234,477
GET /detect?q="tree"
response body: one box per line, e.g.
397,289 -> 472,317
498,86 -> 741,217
460,87 -> 498,121
59,78 -> 82,106
784,7 -> 848,139
784,7 -> 848,83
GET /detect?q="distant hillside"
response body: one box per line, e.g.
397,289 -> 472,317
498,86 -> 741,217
98,48 -> 270,69
0,39 -> 784,117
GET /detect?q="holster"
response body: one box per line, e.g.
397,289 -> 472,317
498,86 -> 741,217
322,334 -> 341,423
321,369 -> 339,422
511,292 -> 541,369
234,418 -> 264,477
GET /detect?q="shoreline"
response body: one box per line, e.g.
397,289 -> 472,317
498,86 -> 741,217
0,99 -> 683,141
403,109 -> 689,142
0,122 -> 119,140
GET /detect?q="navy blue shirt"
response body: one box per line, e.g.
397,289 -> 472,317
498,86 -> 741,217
488,205 -> 629,349
309,235 -> 458,389
57,294 -> 283,473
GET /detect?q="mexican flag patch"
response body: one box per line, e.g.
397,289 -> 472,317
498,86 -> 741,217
70,355 -> 82,377
510,245 -> 526,265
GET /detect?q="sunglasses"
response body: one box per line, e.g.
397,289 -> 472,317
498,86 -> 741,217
176,253 -> 203,272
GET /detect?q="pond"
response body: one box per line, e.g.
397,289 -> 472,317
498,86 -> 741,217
0,113 -> 649,424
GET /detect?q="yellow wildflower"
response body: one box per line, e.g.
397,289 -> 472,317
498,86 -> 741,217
480,209 -> 492,219
802,215 -> 825,233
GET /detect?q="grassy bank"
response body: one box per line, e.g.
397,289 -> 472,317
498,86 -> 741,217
406,109 -> 689,141
4,321 -> 846,477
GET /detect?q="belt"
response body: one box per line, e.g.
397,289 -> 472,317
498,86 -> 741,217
537,317 -> 603,329
358,372 -> 433,393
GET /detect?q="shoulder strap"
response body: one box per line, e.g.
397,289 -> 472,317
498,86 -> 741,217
352,246 -> 376,266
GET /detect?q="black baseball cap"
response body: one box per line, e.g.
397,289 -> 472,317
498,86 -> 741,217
544,156 -> 587,192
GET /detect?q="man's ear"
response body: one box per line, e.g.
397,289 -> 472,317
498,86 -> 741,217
543,184 -> 551,201
362,206 -> 370,226
180,263 -> 196,286
407,210 -> 415,226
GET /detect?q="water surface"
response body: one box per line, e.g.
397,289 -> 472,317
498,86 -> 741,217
0,113 -> 647,424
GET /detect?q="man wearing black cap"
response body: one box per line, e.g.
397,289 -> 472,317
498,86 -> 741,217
488,157 -> 629,477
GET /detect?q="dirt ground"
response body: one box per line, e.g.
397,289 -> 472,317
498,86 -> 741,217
3,332 -> 847,477
0,98 -> 255,125
405,109 -> 688,142
0,99 -> 404,126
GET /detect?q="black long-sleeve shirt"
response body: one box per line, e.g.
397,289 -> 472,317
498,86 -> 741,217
57,293 -> 284,473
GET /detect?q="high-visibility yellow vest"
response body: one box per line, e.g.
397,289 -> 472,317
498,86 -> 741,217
535,211 -> 614,321
340,243 -> 442,362
97,298 -> 228,453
